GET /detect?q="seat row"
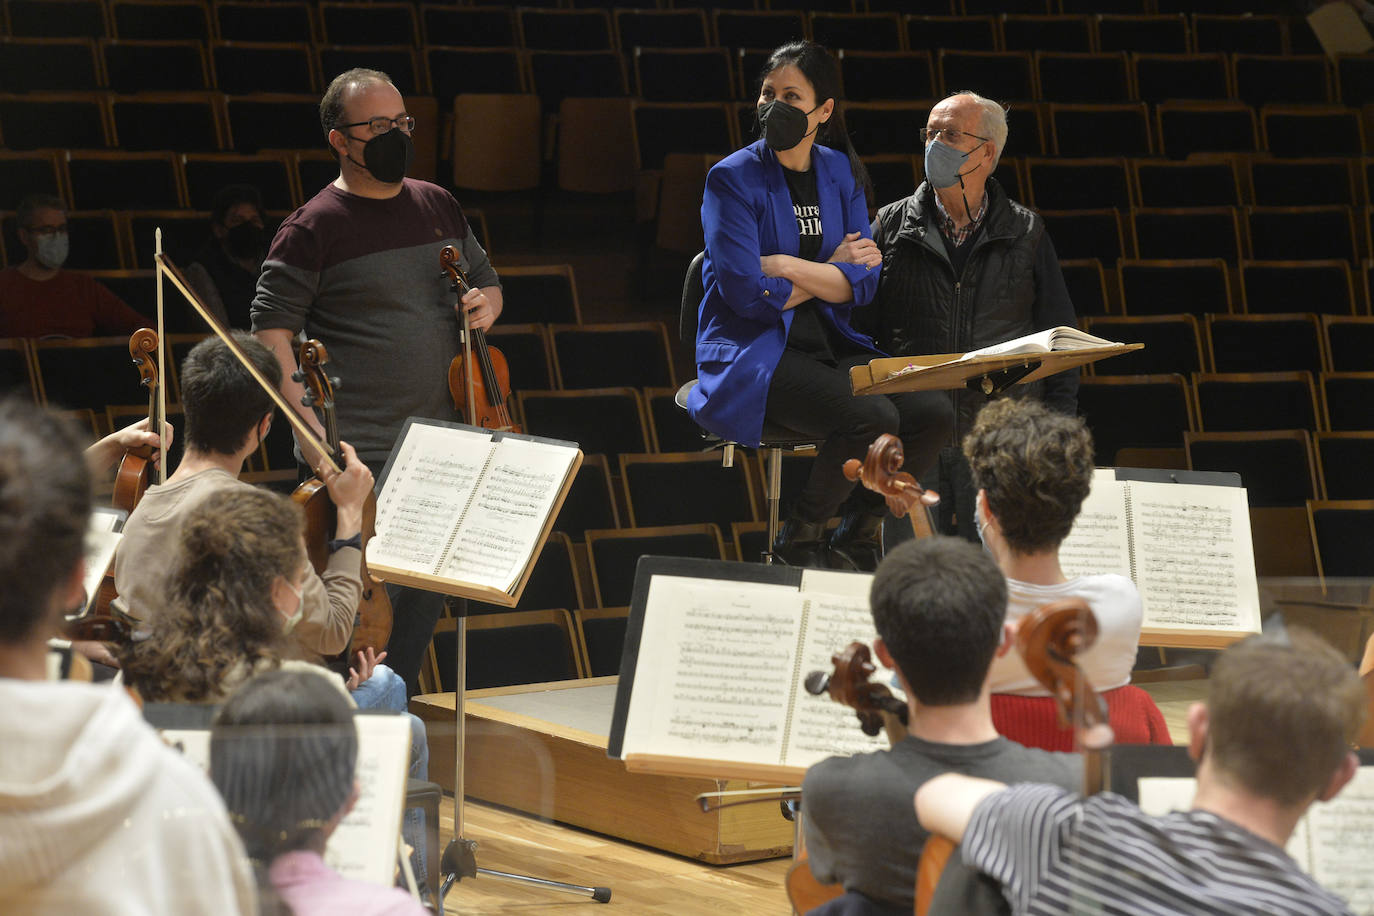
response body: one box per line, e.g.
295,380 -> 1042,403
0,1 -> 1325,55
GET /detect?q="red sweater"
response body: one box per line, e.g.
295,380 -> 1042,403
0,268 -> 148,338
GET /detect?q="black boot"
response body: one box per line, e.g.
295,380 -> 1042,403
829,508 -> 885,572
771,517 -> 828,567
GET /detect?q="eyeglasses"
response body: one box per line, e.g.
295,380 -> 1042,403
24,224 -> 67,237
919,127 -> 989,146
338,115 -> 415,135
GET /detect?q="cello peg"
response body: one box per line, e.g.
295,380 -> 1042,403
329,376 -> 342,390
301,392 -> 316,407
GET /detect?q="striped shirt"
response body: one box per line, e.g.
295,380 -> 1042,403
963,784 -> 1354,916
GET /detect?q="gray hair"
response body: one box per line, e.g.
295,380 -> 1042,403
949,90 -> 1008,169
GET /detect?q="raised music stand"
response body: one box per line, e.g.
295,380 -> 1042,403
438,599 -> 612,907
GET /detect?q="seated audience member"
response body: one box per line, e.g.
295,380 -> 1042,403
0,194 -> 148,338
963,398 -> 1142,696
211,668 -> 429,916
916,628 -> 1368,916
800,537 -> 1080,914
185,185 -> 268,330
0,398 -> 255,914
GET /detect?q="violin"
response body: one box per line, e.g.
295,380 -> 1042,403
111,328 -> 164,513
440,245 -> 520,432
290,339 -> 393,658
842,433 -> 940,539
787,642 -> 911,914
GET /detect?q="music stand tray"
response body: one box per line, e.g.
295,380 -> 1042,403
849,344 -> 1143,398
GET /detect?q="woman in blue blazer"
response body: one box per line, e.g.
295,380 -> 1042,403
688,42 -> 952,568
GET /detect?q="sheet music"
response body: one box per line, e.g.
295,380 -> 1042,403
370,424 -> 493,573
440,437 -> 578,591
799,568 -> 873,599
324,714 -> 410,886
783,592 -> 893,767
80,510 -> 123,613
1059,472 -> 1132,579
622,576 -> 804,765
1306,766 -> 1374,914
1131,483 -> 1260,632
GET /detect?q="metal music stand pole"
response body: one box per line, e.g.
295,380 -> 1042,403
438,600 -> 612,907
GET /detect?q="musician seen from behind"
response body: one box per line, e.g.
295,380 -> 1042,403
800,537 -> 1080,915
252,67 -> 502,696
964,399 -> 1143,700
0,398 -> 256,914
917,628 -> 1367,916
861,91 -> 1078,442
689,41 -> 951,570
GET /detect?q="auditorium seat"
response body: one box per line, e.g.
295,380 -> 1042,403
574,607 -> 630,678
1322,317 -> 1374,372
293,151 -> 338,204
1319,371 -> 1374,430
430,610 -> 584,692
496,265 -> 581,325
1306,499 -> 1374,580
101,38 -> 207,92
109,92 -> 224,152
1061,0 -> 1148,10
1247,206 -> 1357,263
180,152 -> 295,212
1050,103 -> 1151,157
552,453 -> 620,542
644,387 -> 707,454
842,102 -> 928,157
1248,157 -> 1354,207
1241,261 -> 1355,315
1192,13 -> 1287,55
123,210 -> 205,271
1005,106 -> 1047,157
316,46 -> 420,96
1036,52 -> 1131,104
1002,15 -> 1094,53
810,12 -> 903,52
527,50 -> 627,114
318,1 -> 417,47
613,8 -> 709,55
0,338 -> 37,403
519,388 -> 649,460
31,337 -> 153,413
211,42 -> 316,96
214,1 -> 314,44
1261,105 -> 1365,158
469,532 -> 584,614
620,452 -> 757,531
65,151 -> 183,212
1193,371 -> 1319,432
1131,159 -> 1240,208
5,0 -> 108,39
992,686 -> 1171,752
838,52 -> 936,103
108,0 -> 210,41
1130,52 -> 1231,103
586,524 -> 726,608
518,8 -> 613,52
1038,209 -> 1125,264
1077,374 -> 1195,464
1117,259 -> 1232,317
0,93 -> 109,150
1336,53 -> 1374,107
1206,313 -> 1325,375
905,15 -> 998,52
1185,430 -> 1319,507
634,48 -> 734,103
1083,315 -> 1204,376
861,154 -> 920,206
1233,54 -> 1333,107
485,323 -> 554,392
964,0 -> 1048,14
1133,208 -> 1242,264
80,270 -> 156,324
419,4 -> 515,48
939,51 -> 1036,101
1027,157 -> 1130,210
1315,433 -> 1374,500
550,322 -> 676,390
1096,14 -> 1189,54
0,151 -> 65,211
997,155 -> 1028,202
426,46 -> 523,105
1156,102 -> 1258,159
1059,259 -> 1108,317
0,37 -> 101,92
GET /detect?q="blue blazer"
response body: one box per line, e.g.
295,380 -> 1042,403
688,139 -> 881,447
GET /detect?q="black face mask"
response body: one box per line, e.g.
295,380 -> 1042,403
350,128 -> 413,184
758,99 -> 820,153
225,221 -> 264,260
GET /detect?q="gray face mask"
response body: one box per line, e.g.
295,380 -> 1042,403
34,232 -> 69,269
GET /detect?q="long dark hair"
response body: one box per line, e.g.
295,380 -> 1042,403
757,41 -> 873,208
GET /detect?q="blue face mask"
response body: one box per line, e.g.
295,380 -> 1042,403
923,137 -> 981,190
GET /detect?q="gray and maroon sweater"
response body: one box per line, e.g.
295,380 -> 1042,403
251,178 -> 500,464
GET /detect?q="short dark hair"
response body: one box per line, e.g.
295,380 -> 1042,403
963,398 -> 1094,554
319,67 -> 395,158
179,333 -> 282,455
211,668 -> 358,860
210,184 -> 262,227
869,537 -> 1007,706
17,193 -> 66,229
0,399 -> 92,644
1207,628 -> 1366,806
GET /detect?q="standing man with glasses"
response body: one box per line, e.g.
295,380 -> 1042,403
0,194 -> 149,338
252,68 -> 503,697
860,91 -> 1078,442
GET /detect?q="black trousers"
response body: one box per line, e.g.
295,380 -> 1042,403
764,348 -> 953,523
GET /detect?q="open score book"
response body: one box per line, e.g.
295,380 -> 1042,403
1059,469 -> 1262,647
610,563 -> 897,784
366,419 -> 582,606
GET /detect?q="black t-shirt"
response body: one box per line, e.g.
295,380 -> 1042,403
782,164 -> 833,360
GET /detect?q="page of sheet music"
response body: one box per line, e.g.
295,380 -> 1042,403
370,424 -> 494,574
1059,471 -> 1132,579
1306,766 -> 1374,914
799,568 -> 873,599
1131,482 -> 1261,632
782,592 -> 894,768
622,576 -> 805,765
324,714 -> 410,886
80,516 -> 122,613
439,436 -> 577,592
1138,776 -> 1312,866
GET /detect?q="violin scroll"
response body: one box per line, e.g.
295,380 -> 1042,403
440,244 -> 472,295
129,328 -> 159,391
841,434 -> 939,519
807,641 -> 908,738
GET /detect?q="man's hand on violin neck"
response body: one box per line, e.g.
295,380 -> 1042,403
321,441 -> 372,538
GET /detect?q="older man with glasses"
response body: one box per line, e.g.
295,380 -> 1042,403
251,67 -> 503,699
0,194 -> 148,338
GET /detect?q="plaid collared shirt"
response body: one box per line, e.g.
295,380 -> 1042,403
933,188 -> 989,247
